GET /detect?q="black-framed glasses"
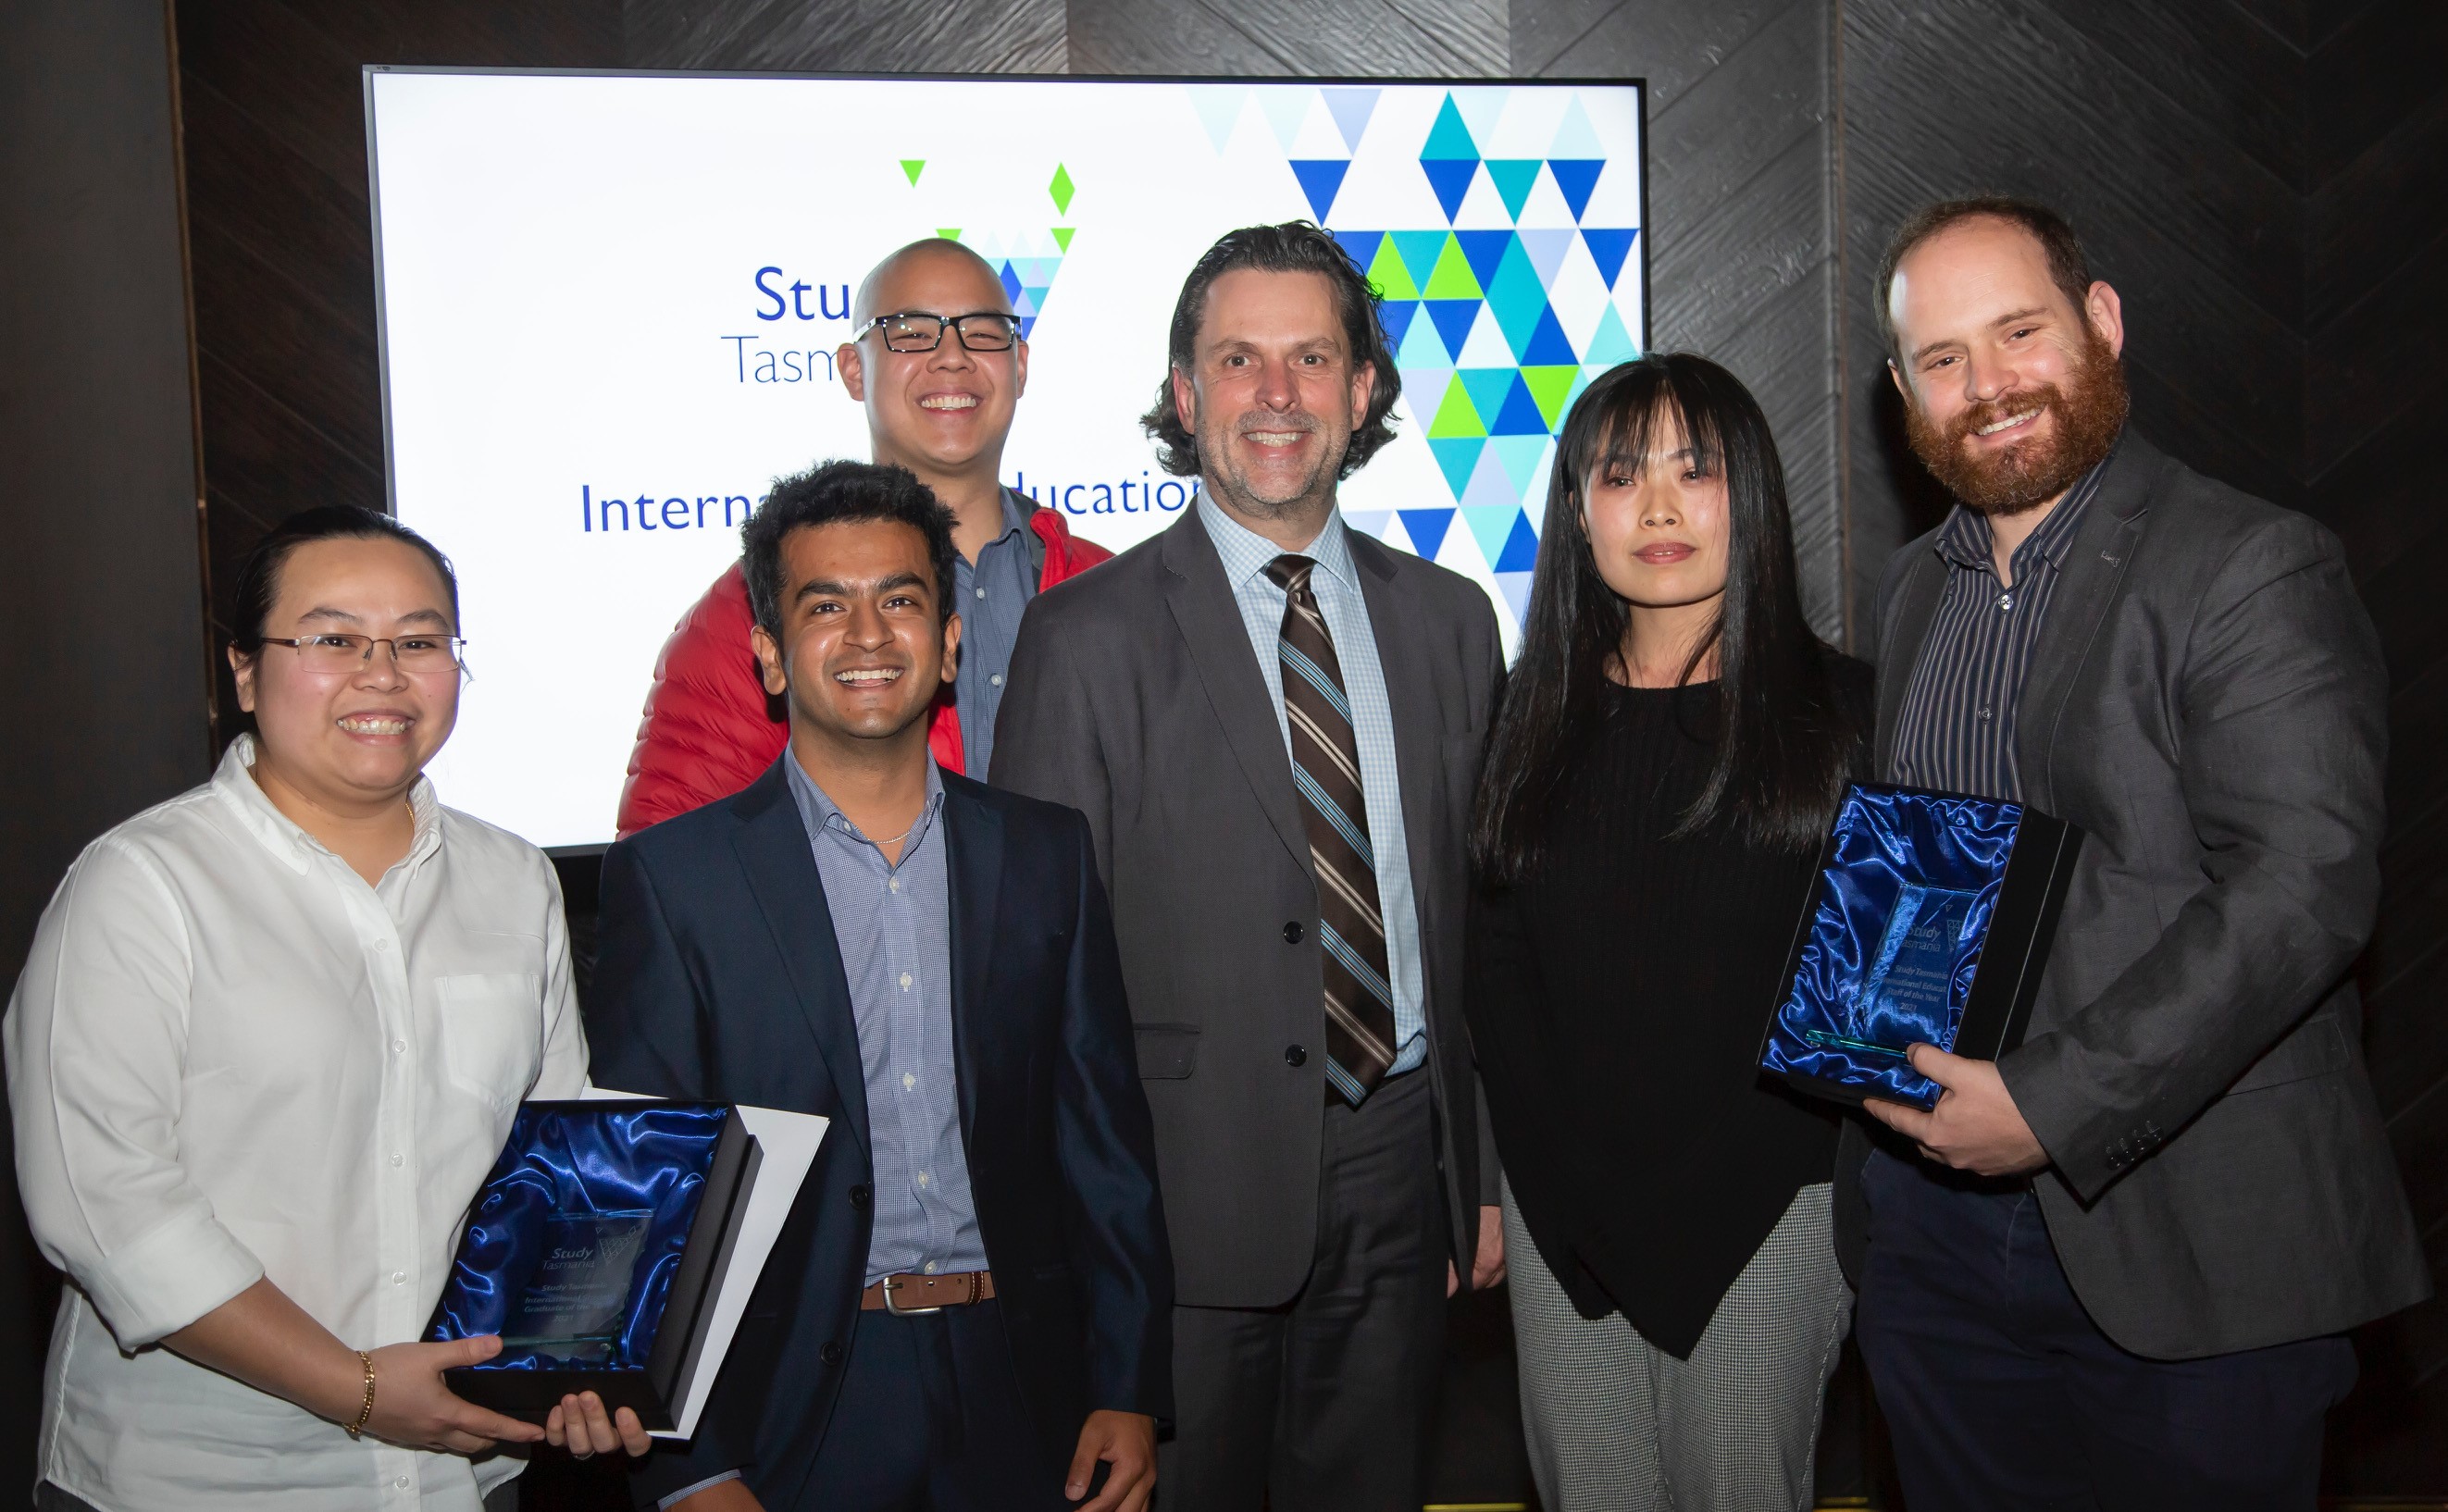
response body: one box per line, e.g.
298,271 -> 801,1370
858,310 -> 1022,353
257,633 -> 468,675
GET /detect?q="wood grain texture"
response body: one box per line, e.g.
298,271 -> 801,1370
1069,0 -> 1503,76
1519,0 -> 1790,105
2029,0 -> 2305,190
629,0 -> 1063,72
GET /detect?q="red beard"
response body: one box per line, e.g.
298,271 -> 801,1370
1905,331 -> 2129,516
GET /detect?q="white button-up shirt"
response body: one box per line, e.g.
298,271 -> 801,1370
5,736 -> 588,1511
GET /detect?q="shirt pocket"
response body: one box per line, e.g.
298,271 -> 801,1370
434,972 -> 546,1109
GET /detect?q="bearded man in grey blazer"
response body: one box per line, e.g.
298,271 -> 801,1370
990,221 -> 1505,1512
1845,196 -> 2429,1511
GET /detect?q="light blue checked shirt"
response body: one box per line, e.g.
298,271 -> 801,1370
1199,495 -> 1426,1076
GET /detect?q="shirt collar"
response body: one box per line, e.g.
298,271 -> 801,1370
1931,436 -> 2119,576
211,733 -> 442,877
988,487 -> 1031,549
783,746 -> 946,865
1196,492 -> 1359,595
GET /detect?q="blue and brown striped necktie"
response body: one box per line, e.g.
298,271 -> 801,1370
1266,554 -> 1398,1107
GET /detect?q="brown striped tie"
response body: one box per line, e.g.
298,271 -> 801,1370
1266,554 -> 1398,1106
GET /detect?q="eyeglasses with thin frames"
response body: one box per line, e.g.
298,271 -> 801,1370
255,633 -> 469,675
857,310 -> 1022,353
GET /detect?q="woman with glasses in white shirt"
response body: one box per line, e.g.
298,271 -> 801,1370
7,506 -> 646,1512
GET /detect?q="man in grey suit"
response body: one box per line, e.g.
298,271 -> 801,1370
991,221 -> 1505,1511
1845,196 -> 2429,1510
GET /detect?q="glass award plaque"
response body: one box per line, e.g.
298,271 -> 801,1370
427,1101 -> 761,1428
1759,784 -> 2081,1110
499,1209 -> 656,1361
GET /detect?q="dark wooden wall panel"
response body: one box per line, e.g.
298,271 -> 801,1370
2,0 -> 211,1493
2304,0 -> 2448,1489
630,0 -> 1062,72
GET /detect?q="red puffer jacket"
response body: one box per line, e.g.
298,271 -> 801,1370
615,502 -> 1111,836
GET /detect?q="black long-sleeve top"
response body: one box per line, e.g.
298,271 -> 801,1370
1468,657 -> 1872,1357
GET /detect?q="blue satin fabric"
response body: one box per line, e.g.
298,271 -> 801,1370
1762,786 -> 2022,1107
428,1103 -> 730,1373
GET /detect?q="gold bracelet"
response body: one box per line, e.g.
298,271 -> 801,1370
344,1350 -> 376,1440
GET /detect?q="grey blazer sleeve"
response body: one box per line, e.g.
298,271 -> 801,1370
1999,515 -> 2388,1201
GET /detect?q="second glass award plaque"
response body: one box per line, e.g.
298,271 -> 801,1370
1759,784 -> 2081,1109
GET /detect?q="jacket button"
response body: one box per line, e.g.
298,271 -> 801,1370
1285,1044 -> 1308,1067
1284,921 -> 1304,944
820,1342 -> 844,1366
849,1184 -> 872,1208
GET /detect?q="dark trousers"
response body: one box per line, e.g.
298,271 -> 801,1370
1158,1067 -> 1448,1512
801,1296 -> 1070,1512
1854,1148 -> 2356,1512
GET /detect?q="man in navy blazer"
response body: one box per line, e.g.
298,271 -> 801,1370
586,459 -> 1171,1512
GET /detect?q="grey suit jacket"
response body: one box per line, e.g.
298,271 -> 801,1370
1836,432 -> 2429,1358
991,508 -> 1504,1308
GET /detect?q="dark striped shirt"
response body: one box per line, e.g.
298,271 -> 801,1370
1888,448 -> 2115,801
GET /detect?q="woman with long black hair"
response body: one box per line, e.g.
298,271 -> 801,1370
1466,353 -> 1870,1511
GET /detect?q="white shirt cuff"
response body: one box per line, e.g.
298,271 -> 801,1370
659,1469 -> 742,1508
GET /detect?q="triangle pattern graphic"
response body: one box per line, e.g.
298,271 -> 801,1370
1485,160 -> 1542,218
1309,84 -> 1647,602
1323,87 -> 1383,153
1495,570 -> 1535,626
1548,94 -> 1605,157
1257,87 -> 1314,150
1460,504 -> 1520,566
1547,160 -> 1604,222
1290,160 -> 1351,220
1421,159 -> 1480,221
1581,227 -> 1639,289
1423,93 -> 1479,160
1431,438 -> 1485,497
1494,510 -> 1541,572
1188,86 -> 1249,152
1398,508 -> 1455,560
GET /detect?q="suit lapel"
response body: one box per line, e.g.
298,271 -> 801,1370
2014,437 -> 2157,813
727,762 -> 872,1158
942,780 -> 1003,1146
1157,511 -> 1310,870
1874,550 -> 1949,778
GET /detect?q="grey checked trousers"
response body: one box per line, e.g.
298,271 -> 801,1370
1501,1178 -> 1851,1512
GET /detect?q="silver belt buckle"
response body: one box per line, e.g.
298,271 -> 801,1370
881,1277 -> 946,1316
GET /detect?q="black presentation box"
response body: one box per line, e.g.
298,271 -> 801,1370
427,1099 -> 762,1429
1758,784 -> 2083,1111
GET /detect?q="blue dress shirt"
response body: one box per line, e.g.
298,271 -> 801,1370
951,489 -> 1039,778
1197,496 -> 1426,1075
782,752 -> 989,1284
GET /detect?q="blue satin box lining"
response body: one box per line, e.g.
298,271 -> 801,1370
1758,784 -> 2081,1111
426,1101 -> 760,1428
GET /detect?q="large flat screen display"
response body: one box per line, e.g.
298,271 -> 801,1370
367,69 -> 1648,848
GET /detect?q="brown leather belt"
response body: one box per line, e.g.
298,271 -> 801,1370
860,1270 -> 997,1314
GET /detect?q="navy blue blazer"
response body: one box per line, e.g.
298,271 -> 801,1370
586,758 -> 1174,1508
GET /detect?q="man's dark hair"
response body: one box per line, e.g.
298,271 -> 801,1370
739,459 -> 959,636
230,505 -> 458,653
1139,220 -> 1402,479
1875,196 -> 2095,362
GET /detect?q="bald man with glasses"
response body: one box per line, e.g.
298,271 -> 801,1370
615,238 -> 1112,836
